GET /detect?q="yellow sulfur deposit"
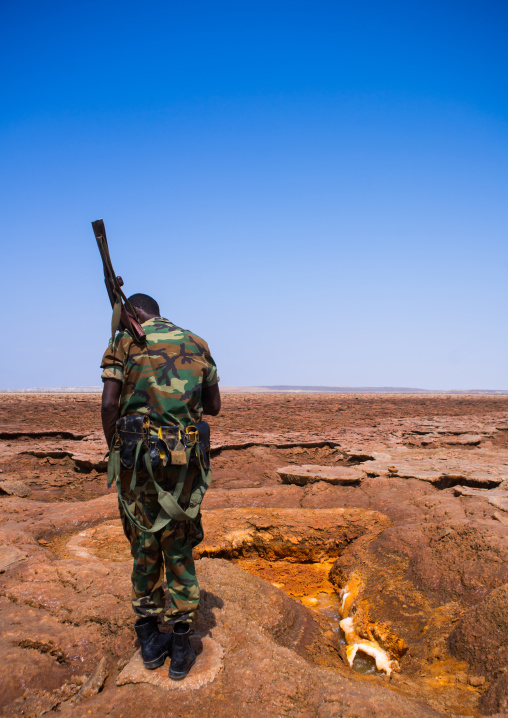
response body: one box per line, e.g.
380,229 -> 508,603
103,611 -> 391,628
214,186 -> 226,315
339,574 -> 361,618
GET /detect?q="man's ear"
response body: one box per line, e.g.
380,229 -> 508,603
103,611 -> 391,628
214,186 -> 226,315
131,307 -> 148,322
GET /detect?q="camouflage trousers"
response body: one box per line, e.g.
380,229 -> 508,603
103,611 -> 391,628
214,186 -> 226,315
118,462 -> 204,625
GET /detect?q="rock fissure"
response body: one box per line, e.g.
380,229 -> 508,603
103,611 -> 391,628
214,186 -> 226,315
20,451 -> 108,474
432,475 -> 502,491
210,440 -> 344,456
0,431 -> 88,440
16,639 -> 69,664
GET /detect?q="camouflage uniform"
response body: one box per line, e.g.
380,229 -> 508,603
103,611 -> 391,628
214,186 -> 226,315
101,317 -> 219,625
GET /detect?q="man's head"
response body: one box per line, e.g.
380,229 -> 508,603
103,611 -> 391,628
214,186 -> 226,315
128,293 -> 160,323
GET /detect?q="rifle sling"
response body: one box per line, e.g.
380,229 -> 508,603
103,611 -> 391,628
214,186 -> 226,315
95,230 -> 144,342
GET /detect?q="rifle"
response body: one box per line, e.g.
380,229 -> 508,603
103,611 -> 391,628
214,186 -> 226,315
91,219 -> 146,344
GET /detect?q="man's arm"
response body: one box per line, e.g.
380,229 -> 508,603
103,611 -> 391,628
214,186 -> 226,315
101,379 -> 122,446
202,382 -> 221,416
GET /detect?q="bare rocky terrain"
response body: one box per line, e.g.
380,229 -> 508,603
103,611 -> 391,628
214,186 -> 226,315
1,392 -> 508,717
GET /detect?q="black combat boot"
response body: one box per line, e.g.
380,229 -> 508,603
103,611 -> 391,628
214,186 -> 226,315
134,616 -> 173,670
168,621 -> 196,680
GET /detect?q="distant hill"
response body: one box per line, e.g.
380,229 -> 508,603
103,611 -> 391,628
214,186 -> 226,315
221,386 -> 508,395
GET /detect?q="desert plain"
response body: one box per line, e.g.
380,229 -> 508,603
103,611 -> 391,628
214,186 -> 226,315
1,392 -> 508,717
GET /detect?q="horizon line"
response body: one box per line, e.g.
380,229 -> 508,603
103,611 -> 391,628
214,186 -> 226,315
1,385 -> 508,395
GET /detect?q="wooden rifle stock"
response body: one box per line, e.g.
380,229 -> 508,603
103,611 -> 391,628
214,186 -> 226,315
91,219 -> 146,344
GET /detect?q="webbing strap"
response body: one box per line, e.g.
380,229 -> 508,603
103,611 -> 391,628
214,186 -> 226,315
107,440 -> 121,488
108,440 -> 211,533
152,447 -> 211,523
111,297 -> 123,344
128,440 -> 146,492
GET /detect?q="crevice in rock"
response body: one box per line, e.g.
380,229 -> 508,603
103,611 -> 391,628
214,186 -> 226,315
20,451 -> 108,473
23,450 -> 74,459
16,639 -> 69,664
210,440 -> 343,457
199,541 -> 356,562
433,476 -> 502,490
211,441 -> 374,466
0,431 -> 87,440
72,459 -> 108,473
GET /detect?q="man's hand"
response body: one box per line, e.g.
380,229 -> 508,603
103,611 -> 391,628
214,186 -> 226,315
202,383 -> 221,416
101,379 -> 122,447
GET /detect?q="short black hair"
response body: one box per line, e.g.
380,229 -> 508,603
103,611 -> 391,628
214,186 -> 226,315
127,293 -> 160,316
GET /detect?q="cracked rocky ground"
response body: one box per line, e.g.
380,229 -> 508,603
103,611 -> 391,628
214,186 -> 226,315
1,393 -> 508,717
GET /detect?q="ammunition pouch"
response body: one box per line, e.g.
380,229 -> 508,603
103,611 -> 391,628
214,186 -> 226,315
116,415 -> 150,470
116,415 -> 210,471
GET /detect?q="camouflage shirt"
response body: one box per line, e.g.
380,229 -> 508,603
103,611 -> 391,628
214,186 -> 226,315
100,317 -> 219,427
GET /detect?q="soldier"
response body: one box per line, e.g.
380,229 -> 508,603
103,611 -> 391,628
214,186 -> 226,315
100,293 -> 220,680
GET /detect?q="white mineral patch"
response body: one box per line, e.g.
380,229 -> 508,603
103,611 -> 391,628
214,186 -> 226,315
346,642 -> 393,675
339,617 -> 394,676
67,529 -> 96,561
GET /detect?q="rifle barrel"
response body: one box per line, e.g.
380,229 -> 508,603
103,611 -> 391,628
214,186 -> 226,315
91,219 -> 146,343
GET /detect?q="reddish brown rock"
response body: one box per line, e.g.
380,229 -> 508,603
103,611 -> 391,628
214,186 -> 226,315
277,464 -> 364,485
0,545 -> 27,572
202,484 -> 304,509
479,671 -> 508,716
448,584 -> 508,678
2,392 -> 508,717
0,478 -> 32,497
361,456 -> 506,489
454,485 -> 508,512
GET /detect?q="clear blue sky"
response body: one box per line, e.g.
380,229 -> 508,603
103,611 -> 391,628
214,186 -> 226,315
1,0 -> 507,390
